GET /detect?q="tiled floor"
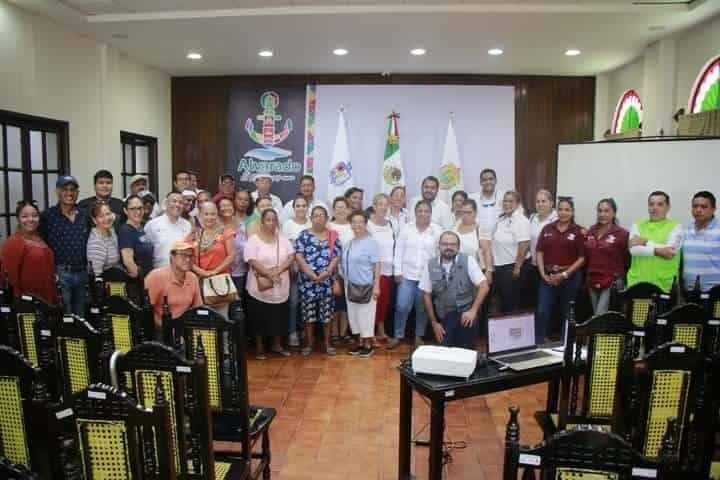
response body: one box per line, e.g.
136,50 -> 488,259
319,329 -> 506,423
217,342 -> 548,480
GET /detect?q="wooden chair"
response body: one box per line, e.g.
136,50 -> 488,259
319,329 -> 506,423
58,382 -> 176,480
620,283 -> 669,357
535,307 -> 637,438
505,405 -> 679,480
110,341 -> 247,479
100,294 -> 154,353
0,457 -> 41,480
654,303 -> 716,356
628,341 -> 715,476
97,266 -> 144,305
171,302 -> 276,480
54,313 -> 105,402
0,346 -> 62,478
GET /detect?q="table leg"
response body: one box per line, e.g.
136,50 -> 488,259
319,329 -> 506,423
428,397 -> 445,480
546,378 -> 560,413
399,374 -> 412,480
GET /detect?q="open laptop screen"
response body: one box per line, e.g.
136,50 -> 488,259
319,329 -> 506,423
487,311 -> 535,355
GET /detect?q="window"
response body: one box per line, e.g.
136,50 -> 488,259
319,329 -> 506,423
612,89 -> 643,134
0,110 -> 69,241
688,55 -> 720,114
121,131 -> 158,197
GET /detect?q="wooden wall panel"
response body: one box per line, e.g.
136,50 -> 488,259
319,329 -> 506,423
172,74 -> 595,207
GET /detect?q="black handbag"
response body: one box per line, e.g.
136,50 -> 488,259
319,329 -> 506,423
345,240 -> 373,304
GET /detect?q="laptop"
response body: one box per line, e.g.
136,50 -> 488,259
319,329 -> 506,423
487,311 -> 563,371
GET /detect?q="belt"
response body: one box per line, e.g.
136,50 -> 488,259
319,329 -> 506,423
57,265 -> 87,272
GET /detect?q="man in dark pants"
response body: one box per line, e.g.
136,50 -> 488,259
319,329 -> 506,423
421,231 -> 489,349
40,175 -> 91,315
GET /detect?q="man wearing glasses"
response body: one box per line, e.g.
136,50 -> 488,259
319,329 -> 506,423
469,168 -> 507,234
144,240 -> 202,333
40,175 -> 91,315
420,231 -> 489,349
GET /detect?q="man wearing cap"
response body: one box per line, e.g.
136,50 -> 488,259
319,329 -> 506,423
144,191 -> 193,269
129,174 -> 149,196
40,175 -> 91,315
144,240 -> 202,331
212,173 -> 236,204
280,175 -> 328,224
251,173 -> 283,212
78,169 -> 124,228
181,189 -> 198,221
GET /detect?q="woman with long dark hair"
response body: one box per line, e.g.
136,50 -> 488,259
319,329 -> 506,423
585,198 -> 629,314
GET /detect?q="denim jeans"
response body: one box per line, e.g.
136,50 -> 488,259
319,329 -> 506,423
58,268 -> 88,316
393,278 -> 428,339
536,271 -> 583,343
439,310 -> 478,349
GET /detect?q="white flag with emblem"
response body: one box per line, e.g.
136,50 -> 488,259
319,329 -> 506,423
438,113 -> 463,203
327,108 -> 353,203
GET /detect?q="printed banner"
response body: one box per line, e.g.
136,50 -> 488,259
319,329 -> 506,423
227,86 -> 307,202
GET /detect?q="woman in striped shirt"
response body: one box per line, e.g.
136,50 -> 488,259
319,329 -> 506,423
87,201 -> 121,276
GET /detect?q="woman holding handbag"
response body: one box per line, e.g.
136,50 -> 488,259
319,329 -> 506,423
186,201 -> 237,318
296,205 -> 342,356
342,211 -> 381,358
245,208 -> 295,359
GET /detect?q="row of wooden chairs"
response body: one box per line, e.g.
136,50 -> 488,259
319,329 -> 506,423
535,302 -> 720,477
0,269 -> 275,479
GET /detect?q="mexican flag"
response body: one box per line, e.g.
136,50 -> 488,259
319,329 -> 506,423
438,113 -> 463,202
380,111 -> 405,194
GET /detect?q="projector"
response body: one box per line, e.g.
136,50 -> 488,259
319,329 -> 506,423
411,346 -> 478,379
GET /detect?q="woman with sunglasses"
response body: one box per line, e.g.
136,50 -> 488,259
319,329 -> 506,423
1,201 -> 58,304
119,195 -> 154,278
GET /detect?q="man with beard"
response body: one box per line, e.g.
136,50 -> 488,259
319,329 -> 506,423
420,231 -> 489,349
407,176 -> 454,229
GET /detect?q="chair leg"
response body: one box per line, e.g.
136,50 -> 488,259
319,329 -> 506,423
262,430 -> 271,479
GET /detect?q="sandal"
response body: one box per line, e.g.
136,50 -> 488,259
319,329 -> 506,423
255,352 -> 267,360
301,346 -> 312,356
326,346 -> 337,356
271,347 -> 291,357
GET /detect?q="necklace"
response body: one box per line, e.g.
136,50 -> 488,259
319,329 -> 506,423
197,225 -> 224,252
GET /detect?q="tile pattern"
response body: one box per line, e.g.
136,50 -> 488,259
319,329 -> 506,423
216,344 -> 547,480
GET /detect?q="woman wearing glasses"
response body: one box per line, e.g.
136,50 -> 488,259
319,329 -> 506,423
535,197 -> 586,342
1,201 -> 58,304
87,201 -> 121,276
119,195 -> 154,278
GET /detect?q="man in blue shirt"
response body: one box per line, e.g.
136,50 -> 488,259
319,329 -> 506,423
40,175 -> 91,315
682,191 -> 720,293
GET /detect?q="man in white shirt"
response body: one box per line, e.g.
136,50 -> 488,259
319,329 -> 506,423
144,191 -> 193,268
407,176 -> 454,230
251,173 -> 283,212
421,231 -> 489,349
469,168 -> 507,234
280,175 -> 328,223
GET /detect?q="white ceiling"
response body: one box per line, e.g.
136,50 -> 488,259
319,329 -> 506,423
11,0 -> 720,76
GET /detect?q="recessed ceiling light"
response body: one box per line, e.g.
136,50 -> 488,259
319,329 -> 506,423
333,48 -> 348,56
410,48 -> 427,56
186,52 -> 203,60
488,48 -> 504,56
565,49 -> 581,56
258,50 -> 274,57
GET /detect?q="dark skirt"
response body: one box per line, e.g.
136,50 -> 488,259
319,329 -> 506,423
246,294 -> 289,337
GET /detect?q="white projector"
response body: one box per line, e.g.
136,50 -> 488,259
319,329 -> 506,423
411,346 -> 478,379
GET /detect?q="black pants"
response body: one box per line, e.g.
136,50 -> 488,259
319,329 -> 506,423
494,261 -> 529,313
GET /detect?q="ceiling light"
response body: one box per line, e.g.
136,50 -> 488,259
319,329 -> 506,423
333,48 -> 348,56
186,52 -> 203,60
565,49 -> 581,57
488,48 -> 504,56
258,50 -> 274,57
410,48 -> 427,56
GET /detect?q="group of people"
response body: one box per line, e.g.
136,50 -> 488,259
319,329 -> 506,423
2,165 -> 718,357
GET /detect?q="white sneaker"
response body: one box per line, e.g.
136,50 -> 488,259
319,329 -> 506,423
288,332 -> 300,347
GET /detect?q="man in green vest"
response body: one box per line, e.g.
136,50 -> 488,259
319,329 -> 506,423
627,191 -> 684,293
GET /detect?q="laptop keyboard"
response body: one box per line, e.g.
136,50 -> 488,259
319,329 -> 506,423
501,350 -> 553,363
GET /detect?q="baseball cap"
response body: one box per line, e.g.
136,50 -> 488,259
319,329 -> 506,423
56,175 -> 79,189
130,174 -> 148,187
253,173 -> 273,182
181,189 -> 197,198
170,240 -> 195,253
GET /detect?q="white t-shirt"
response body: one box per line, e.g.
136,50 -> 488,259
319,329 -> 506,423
282,218 -> 311,242
419,255 -> 486,293
394,223 -> 443,281
144,214 -> 193,268
279,197 -> 329,224
469,189 -> 506,234
453,225 -> 491,270
368,219 -> 396,276
407,196 -> 454,230
388,209 -> 409,236
529,210 -> 558,265
329,221 -> 354,249
492,209 -> 531,267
